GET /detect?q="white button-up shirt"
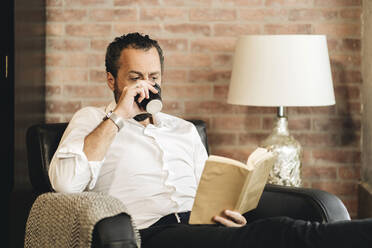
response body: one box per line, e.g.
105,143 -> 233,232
48,101 -> 208,229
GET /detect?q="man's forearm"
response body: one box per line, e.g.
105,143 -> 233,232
83,119 -> 118,161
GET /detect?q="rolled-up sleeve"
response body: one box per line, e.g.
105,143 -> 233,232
48,107 -> 105,193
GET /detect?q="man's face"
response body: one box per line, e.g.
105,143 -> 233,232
108,47 -> 162,102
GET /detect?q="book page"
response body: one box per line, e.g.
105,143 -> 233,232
208,155 -> 250,169
236,148 -> 276,213
246,147 -> 272,169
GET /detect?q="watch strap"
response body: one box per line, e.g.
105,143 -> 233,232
104,111 -> 124,132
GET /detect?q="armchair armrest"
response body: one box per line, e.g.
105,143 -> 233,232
244,184 -> 351,223
25,192 -> 140,248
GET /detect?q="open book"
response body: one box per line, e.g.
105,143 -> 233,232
189,147 -> 276,224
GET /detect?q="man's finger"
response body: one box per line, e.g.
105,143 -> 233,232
137,81 -> 158,97
224,210 -> 247,225
148,84 -> 159,94
213,216 -> 240,227
136,87 -> 146,103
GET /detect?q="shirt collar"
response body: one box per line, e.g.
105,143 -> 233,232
104,101 -> 170,128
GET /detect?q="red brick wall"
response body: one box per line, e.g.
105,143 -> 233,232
46,0 -> 362,217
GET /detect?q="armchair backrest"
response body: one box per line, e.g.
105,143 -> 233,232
26,120 -> 209,194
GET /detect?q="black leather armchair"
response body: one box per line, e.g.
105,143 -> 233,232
25,120 -> 350,248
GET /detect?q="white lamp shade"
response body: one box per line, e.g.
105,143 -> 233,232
227,35 -> 335,107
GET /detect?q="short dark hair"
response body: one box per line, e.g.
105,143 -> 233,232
105,32 -> 164,78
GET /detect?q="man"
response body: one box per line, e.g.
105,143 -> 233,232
49,33 -> 371,248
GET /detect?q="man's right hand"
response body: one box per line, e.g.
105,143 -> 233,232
113,80 -> 159,120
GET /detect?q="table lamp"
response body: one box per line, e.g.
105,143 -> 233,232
227,35 -> 335,187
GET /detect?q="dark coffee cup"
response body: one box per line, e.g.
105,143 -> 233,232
134,83 -> 162,114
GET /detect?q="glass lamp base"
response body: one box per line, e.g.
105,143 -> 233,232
261,117 -> 302,187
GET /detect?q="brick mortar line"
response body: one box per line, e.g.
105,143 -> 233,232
45,6 -> 362,9
45,20 -> 362,26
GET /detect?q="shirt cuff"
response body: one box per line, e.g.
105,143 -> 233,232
57,141 -> 104,190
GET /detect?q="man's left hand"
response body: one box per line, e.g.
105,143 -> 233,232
213,210 -> 247,227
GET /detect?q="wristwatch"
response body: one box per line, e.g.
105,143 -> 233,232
103,111 -> 124,132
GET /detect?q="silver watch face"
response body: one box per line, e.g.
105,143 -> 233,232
106,111 -> 113,118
